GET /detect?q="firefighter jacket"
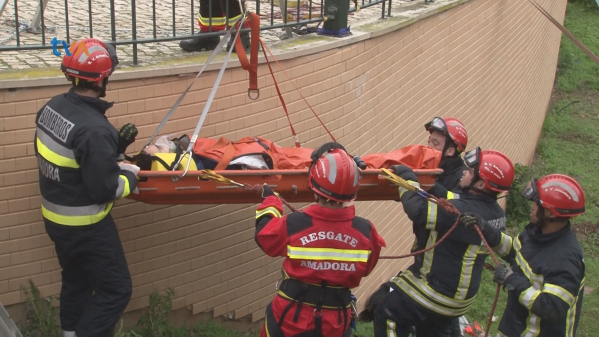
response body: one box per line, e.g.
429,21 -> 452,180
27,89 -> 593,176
392,186 -> 507,317
436,156 -> 468,191
485,222 -> 584,337
255,196 -> 385,337
34,88 -> 137,226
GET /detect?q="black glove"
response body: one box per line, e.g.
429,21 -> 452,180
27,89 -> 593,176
116,123 -> 138,155
459,212 -> 490,232
390,165 -> 418,182
493,264 -> 514,285
261,184 -> 278,198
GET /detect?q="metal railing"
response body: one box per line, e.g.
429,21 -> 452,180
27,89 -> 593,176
0,0 -> 392,65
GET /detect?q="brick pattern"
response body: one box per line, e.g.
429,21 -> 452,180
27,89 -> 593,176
0,0 -> 566,322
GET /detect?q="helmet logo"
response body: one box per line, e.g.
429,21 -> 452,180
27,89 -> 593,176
541,181 -> 579,202
483,162 -> 505,179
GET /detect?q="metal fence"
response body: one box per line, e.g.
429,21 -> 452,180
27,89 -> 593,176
0,0 -> 392,65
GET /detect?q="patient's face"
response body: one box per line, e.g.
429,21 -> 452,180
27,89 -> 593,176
143,144 -> 171,155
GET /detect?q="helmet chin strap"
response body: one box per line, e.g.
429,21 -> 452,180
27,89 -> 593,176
99,77 -> 109,98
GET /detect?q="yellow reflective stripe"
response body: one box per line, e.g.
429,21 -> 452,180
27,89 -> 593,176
227,14 -> 242,26
566,278 -> 584,337
494,233 -> 513,257
456,245 -> 478,300
425,202 -> 437,230
514,237 -> 544,288
518,286 -> 541,310
115,175 -> 131,199
198,15 -> 227,26
419,231 -> 437,277
36,137 -> 79,168
447,191 -> 455,199
523,313 -> 541,337
255,206 -> 282,219
399,270 -> 476,308
42,202 -> 113,226
387,319 -> 397,337
264,313 -> 271,337
286,245 -> 370,262
399,180 -> 420,199
543,283 -> 575,307
391,275 -> 471,316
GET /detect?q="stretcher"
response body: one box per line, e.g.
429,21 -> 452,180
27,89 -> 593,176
128,168 -> 443,205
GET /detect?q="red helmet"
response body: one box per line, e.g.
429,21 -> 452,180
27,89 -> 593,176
522,174 -> 585,217
61,38 -> 118,82
464,147 -> 514,192
424,117 -> 468,153
308,148 -> 360,202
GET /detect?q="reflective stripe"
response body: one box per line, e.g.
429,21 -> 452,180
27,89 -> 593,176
402,271 -> 475,307
114,175 -> 131,200
519,286 -> 541,310
392,275 -> 471,316
456,245 -> 478,300
387,320 -> 396,337
523,313 -> 541,337
255,206 -> 282,219
325,152 -> 337,184
425,202 -> 437,230
36,137 -> 79,169
198,15 -> 227,27
37,128 -> 76,160
227,14 -> 242,26
41,196 -> 112,226
399,181 -> 420,199
566,278 -> 584,337
543,283 -> 575,306
514,238 -> 544,289
287,246 -> 370,262
419,231 -> 437,277
494,233 -> 513,257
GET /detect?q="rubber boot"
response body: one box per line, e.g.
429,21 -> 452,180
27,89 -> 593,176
226,31 -> 250,53
179,35 -> 221,51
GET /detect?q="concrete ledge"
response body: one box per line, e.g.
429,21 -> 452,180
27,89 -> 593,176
0,0 -> 471,89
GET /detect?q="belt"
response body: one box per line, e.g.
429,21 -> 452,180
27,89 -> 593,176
278,278 -> 352,309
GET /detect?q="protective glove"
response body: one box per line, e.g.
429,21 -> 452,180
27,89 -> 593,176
118,162 -> 141,176
117,123 -> 138,156
493,264 -> 514,285
459,212 -> 490,232
389,165 -> 418,182
261,183 -> 279,198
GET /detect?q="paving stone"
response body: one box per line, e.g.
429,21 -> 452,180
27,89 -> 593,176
0,0 -> 457,71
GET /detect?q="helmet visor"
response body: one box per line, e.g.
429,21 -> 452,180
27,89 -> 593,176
464,147 -> 481,169
425,117 -> 447,134
521,178 -> 539,202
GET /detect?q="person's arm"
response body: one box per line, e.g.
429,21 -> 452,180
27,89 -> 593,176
460,213 -> 516,263
73,127 -> 137,204
501,254 -> 584,322
255,191 -> 288,257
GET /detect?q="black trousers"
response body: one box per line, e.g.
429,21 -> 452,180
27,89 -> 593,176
45,215 -> 132,337
373,289 -> 454,337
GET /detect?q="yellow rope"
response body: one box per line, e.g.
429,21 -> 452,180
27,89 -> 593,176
379,168 -> 419,192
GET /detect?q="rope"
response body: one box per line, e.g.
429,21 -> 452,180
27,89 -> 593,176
377,169 -> 501,337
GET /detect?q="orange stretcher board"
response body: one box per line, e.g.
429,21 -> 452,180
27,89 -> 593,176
127,168 -> 443,205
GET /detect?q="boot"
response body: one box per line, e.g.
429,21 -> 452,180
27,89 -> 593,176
226,31 -> 250,53
179,35 -> 221,52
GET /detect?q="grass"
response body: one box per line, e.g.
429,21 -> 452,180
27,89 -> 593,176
467,2 -> 599,336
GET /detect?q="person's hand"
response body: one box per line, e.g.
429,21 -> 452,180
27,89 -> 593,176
459,212 -> 489,233
493,264 -> 514,285
118,162 -> 141,176
389,165 -> 417,181
261,183 -> 278,198
117,123 -> 138,155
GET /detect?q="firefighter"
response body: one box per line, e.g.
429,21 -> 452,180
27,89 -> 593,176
35,38 -> 140,337
460,174 -> 586,336
255,142 -> 386,337
424,116 -> 469,190
179,0 -> 250,52
371,147 -> 515,337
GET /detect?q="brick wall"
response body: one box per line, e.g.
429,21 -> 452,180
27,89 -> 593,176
0,0 -> 566,324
